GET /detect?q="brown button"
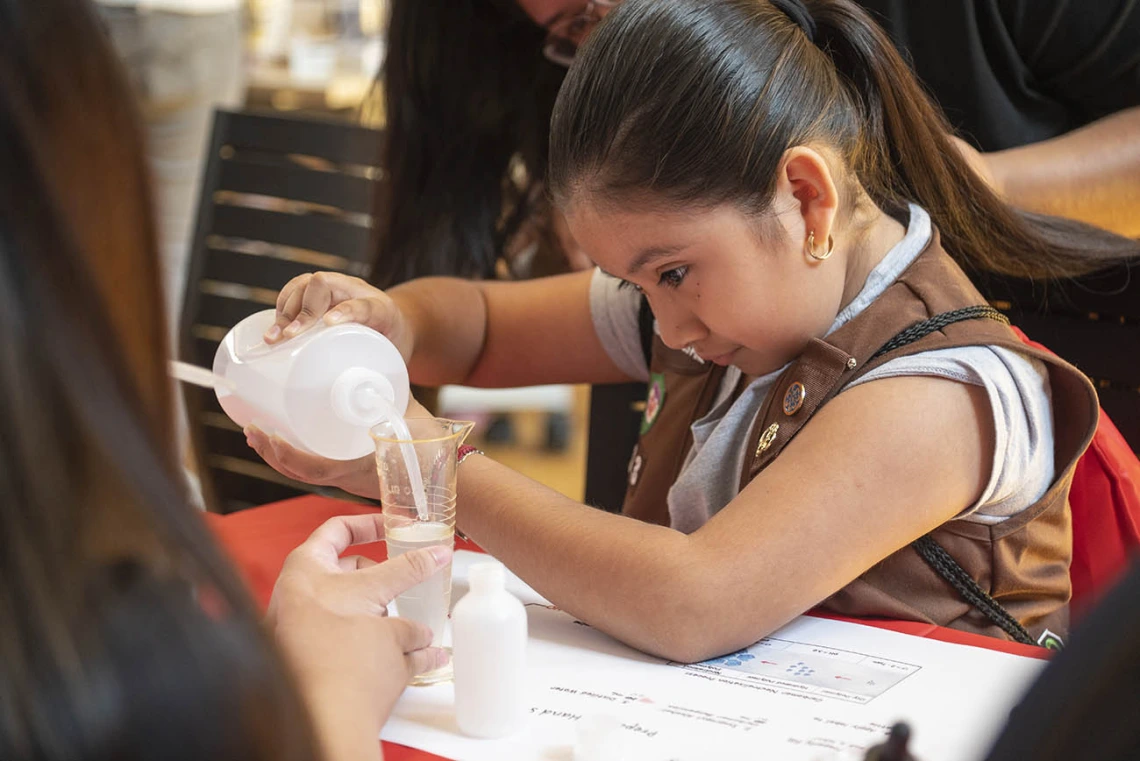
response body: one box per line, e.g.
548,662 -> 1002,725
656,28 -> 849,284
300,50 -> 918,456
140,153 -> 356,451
782,382 -> 806,416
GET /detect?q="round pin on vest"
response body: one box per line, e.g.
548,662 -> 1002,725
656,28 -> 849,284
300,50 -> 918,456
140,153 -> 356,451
783,381 -> 806,415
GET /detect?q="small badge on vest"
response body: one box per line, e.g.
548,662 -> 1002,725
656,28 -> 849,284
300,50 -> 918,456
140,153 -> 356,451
641,372 -> 666,434
627,446 -> 644,487
756,422 -> 780,458
783,381 -> 806,416
1037,629 -> 1064,651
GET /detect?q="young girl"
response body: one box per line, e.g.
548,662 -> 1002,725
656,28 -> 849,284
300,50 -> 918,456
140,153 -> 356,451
249,0 -> 1139,661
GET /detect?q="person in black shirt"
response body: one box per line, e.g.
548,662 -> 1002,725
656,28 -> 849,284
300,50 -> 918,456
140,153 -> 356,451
857,0 -> 1140,237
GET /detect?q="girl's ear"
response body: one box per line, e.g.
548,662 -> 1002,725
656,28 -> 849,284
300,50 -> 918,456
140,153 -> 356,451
774,146 -> 840,257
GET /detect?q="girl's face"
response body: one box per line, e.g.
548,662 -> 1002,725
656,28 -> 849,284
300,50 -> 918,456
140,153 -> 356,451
566,200 -> 851,377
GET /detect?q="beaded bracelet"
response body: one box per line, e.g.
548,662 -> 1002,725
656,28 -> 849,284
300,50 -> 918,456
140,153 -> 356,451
457,444 -> 484,465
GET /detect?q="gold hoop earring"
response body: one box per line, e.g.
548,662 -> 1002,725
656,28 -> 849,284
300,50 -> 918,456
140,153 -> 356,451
806,230 -> 835,261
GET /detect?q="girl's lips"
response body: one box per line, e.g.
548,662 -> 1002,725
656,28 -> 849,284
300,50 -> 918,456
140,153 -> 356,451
703,348 -> 738,366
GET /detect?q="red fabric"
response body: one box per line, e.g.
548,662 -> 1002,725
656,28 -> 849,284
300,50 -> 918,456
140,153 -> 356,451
1011,328 -> 1140,618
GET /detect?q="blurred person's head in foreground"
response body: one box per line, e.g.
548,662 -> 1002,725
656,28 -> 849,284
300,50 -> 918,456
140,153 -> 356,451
0,1 -> 321,758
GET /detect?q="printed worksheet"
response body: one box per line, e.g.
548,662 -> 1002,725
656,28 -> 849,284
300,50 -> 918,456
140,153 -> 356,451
381,552 -> 1044,761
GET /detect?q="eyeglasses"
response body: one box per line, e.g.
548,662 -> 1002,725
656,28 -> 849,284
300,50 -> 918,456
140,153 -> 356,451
542,0 -> 622,67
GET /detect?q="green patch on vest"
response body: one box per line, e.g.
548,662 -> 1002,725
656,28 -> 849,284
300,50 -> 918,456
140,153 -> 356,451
1037,629 -> 1064,651
641,373 -> 666,434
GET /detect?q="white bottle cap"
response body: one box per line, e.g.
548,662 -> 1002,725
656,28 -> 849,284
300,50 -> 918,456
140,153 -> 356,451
574,714 -> 628,761
469,561 -> 506,594
329,367 -> 398,428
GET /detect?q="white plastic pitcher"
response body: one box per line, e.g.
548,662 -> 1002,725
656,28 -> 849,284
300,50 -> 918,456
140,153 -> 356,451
212,309 -> 410,460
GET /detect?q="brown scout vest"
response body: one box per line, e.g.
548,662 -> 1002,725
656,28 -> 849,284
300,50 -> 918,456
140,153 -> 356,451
621,231 -> 1099,644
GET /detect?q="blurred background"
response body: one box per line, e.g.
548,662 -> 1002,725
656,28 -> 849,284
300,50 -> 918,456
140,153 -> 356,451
244,0 -> 388,119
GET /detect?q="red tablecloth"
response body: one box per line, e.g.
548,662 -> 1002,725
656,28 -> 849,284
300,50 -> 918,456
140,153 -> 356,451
206,495 -> 1048,760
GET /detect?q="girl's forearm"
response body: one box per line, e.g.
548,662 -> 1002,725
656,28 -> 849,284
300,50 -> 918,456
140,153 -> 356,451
456,455 -> 760,663
388,277 -> 489,386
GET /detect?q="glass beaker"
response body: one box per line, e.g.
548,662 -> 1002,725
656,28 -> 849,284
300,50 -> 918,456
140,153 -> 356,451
372,417 -> 474,686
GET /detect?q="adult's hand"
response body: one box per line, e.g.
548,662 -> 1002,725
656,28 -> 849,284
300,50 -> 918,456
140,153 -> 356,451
269,513 -> 452,760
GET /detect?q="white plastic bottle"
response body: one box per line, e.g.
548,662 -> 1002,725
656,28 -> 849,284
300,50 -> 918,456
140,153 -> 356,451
210,309 -> 410,460
452,561 -> 528,739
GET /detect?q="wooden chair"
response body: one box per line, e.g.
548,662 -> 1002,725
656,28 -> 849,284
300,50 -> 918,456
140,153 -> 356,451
977,263 -> 1140,455
179,109 -> 384,513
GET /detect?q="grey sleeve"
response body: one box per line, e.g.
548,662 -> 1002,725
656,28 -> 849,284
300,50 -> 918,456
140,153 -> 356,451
850,345 -> 1055,524
588,268 -> 650,382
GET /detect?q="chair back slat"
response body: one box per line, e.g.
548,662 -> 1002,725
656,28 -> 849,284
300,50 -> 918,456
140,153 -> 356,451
200,247 -> 338,292
189,336 -> 222,369
218,158 -> 377,215
220,110 -> 383,166
204,421 -> 269,461
209,205 -> 372,262
195,293 -> 273,334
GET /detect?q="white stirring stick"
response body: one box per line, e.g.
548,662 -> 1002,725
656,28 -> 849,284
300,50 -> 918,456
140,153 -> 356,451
168,360 -> 237,392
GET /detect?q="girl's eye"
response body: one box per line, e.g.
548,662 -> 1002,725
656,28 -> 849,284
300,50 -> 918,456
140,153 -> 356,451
659,266 -> 688,289
618,279 -> 644,293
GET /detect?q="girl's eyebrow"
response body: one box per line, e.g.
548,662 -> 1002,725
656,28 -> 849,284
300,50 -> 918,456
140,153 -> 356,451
628,245 -> 686,275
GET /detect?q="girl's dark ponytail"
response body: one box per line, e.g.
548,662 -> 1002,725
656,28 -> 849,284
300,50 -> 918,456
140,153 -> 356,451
805,0 -> 1138,279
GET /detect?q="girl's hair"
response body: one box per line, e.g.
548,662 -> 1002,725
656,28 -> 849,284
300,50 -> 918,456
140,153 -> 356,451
370,0 -> 568,287
0,1 -> 319,759
549,0 -> 1139,279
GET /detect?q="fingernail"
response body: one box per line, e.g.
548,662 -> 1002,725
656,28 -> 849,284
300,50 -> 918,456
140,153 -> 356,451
325,310 -> 345,324
432,648 -> 451,669
428,545 -> 452,565
283,320 -> 301,337
264,325 -> 281,341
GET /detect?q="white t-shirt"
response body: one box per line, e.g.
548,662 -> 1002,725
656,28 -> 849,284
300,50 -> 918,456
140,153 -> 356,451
589,205 -> 1056,533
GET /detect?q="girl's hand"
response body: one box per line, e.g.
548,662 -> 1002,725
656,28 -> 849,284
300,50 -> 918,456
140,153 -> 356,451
268,514 -> 452,759
244,392 -> 434,500
264,272 -> 416,362
246,425 -> 381,500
